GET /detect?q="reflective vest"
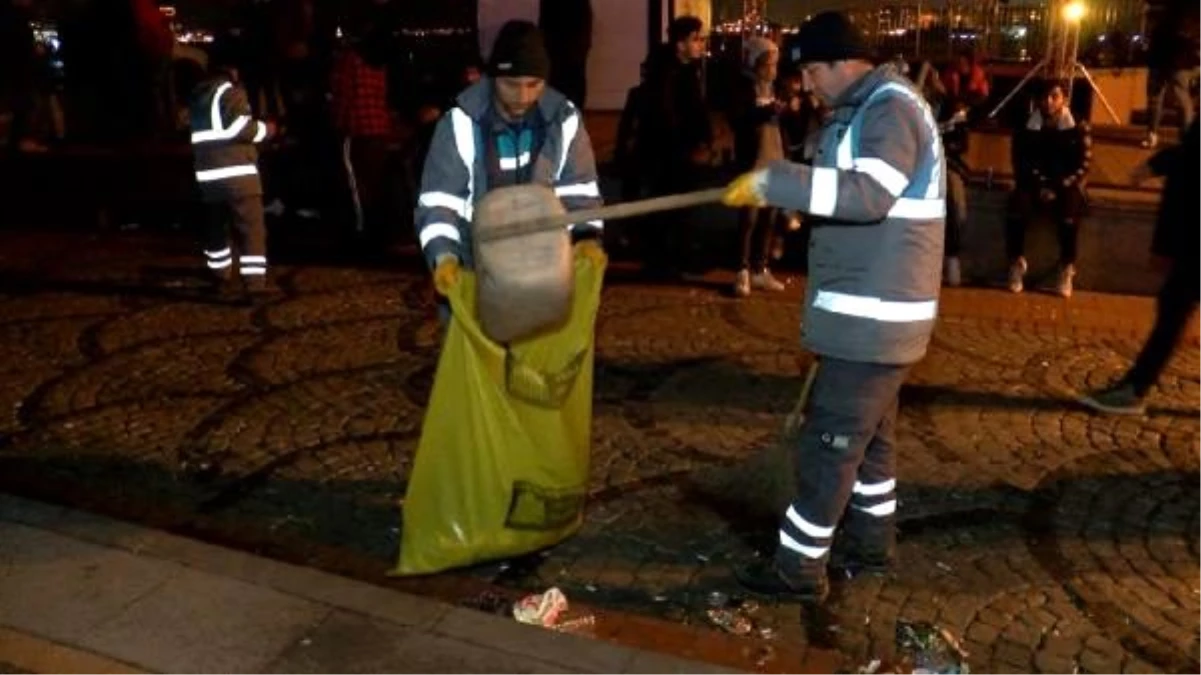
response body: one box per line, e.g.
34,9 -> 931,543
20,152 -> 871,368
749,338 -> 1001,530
189,79 -> 268,201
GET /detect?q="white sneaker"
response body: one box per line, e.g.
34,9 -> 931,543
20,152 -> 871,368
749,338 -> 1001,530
1056,264 -> 1076,298
943,256 -> 962,287
751,269 -> 786,292
734,269 -> 751,297
1007,257 -> 1027,293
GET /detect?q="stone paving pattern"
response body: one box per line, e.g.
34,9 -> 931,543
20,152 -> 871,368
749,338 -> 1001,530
0,229 -> 1196,674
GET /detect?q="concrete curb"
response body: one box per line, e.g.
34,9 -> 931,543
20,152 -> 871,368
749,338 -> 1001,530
0,493 -> 739,674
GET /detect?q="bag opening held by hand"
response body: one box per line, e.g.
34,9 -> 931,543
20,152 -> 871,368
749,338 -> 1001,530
472,185 -> 575,343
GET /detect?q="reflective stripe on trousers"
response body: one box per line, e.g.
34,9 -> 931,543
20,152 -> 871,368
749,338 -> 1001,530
776,358 -> 906,567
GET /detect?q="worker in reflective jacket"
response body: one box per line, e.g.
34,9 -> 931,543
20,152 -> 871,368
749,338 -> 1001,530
188,41 -> 275,293
414,20 -> 603,315
722,12 -> 946,603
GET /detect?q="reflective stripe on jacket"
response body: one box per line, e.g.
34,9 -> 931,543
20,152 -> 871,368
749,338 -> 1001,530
414,79 -> 603,269
763,64 -> 945,365
189,78 -> 268,202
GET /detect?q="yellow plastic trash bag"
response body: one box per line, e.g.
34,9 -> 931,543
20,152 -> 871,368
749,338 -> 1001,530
392,250 -> 606,576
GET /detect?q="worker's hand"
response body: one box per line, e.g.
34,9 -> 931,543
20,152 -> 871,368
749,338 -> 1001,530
1129,160 -> 1154,186
433,257 -> 460,295
722,170 -> 768,208
574,240 -> 606,266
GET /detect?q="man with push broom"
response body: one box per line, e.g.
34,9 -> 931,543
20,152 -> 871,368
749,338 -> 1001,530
721,12 -> 946,603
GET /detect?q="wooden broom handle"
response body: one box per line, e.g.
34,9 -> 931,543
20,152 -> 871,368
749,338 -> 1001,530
473,187 -> 729,243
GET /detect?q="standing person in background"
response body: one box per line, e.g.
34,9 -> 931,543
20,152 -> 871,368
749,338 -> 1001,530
189,42 -> 277,294
777,67 -> 823,257
938,101 -> 969,287
1081,120 -> 1199,415
0,0 -> 45,152
540,0 -> 593,108
237,0 -> 280,119
727,36 -> 786,297
131,0 -> 174,137
1141,0 -> 1199,149
330,17 -> 393,251
940,50 -> 989,119
638,15 -> 713,280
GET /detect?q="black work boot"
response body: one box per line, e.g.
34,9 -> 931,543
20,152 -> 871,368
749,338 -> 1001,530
828,546 -> 893,577
829,515 -> 895,577
1079,380 -> 1147,416
242,275 -> 271,295
735,556 -> 829,604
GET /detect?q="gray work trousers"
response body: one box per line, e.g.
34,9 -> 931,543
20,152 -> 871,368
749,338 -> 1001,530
775,356 -> 910,575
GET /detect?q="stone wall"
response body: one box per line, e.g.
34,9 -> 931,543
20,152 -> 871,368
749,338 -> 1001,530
958,187 -> 1162,296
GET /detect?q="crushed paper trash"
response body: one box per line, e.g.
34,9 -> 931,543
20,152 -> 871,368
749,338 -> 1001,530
510,587 -> 596,634
513,587 -> 568,627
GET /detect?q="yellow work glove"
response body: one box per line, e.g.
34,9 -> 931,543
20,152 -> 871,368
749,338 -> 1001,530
573,240 -> 606,266
722,169 -> 768,208
433,256 -> 460,295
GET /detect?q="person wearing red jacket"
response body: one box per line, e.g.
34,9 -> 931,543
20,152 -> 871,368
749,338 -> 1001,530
330,24 -> 392,246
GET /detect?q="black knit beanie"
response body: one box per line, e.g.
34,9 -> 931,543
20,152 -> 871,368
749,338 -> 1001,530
488,20 -> 551,79
795,11 -> 874,64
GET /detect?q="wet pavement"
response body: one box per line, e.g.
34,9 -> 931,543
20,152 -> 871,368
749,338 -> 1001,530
0,228 -> 1196,674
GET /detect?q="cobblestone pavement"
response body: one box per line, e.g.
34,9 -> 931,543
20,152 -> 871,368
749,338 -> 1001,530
0,230 -> 1197,674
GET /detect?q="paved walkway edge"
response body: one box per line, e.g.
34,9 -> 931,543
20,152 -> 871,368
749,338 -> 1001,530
0,493 -> 739,674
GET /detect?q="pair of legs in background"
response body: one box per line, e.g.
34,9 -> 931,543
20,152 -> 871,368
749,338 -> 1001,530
1005,183 -> 1085,297
943,166 -> 966,286
739,358 -> 906,602
1082,257 -> 1199,414
1143,67 -> 1197,148
203,196 -> 268,293
733,206 -> 785,296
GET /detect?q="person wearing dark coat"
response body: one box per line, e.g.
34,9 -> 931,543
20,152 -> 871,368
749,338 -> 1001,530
1005,78 -> 1093,298
636,15 -> 712,278
1081,119 -> 1199,415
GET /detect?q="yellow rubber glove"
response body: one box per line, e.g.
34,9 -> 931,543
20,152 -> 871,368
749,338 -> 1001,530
722,169 -> 768,208
573,240 -> 606,266
433,257 -> 460,295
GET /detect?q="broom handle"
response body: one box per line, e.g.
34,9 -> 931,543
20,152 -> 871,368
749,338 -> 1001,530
474,187 -> 729,243
784,361 -> 820,433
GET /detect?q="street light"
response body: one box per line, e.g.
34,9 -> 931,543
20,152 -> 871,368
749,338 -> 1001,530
1062,1 -> 1086,23
988,0 -> 1120,123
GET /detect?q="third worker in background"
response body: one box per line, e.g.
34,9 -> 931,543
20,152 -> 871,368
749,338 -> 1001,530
722,11 -> 945,602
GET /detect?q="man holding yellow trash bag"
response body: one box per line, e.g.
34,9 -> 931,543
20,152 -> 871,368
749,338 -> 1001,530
415,19 -> 605,308
397,20 -> 607,576
722,12 -> 945,604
